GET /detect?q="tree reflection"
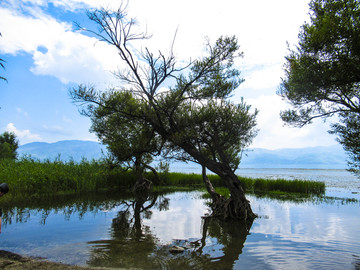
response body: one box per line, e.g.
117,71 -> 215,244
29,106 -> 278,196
195,218 -> 253,269
86,192 -> 170,268
1,191 -> 133,225
86,193 -> 253,269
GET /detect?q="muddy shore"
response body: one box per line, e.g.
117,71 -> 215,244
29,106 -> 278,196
0,250 -> 128,270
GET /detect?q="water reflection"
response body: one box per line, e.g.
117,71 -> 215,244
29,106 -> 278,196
87,204 -> 253,269
0,190 -> 359,269
2,191 -> 133,226
86,193 -> 169,268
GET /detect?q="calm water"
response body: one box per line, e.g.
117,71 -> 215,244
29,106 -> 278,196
0,169 -> 359,269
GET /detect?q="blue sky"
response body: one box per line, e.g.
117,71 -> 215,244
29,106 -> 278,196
0,0 -> 340,149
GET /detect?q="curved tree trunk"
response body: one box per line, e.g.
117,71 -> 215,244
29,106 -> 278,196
219,172 -> 256,220
183,144 -> 257,221
132,158 -> 152,196
202,165 -> 226,208
144,164 -> 160,184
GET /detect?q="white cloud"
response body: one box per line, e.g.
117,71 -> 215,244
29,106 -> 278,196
125,0 -> 310,86
5,123 -> 42,144
0,2 -> 119,85
241,64 -> 283,89
0,0 -> 310,89
3,0 -> 338,150
246,95 -> 338,149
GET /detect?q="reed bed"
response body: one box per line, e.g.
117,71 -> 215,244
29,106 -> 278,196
0,157 -> 133,197
150,172 -> 325,195
250,178 -> 325,195
0,158 -> 325,198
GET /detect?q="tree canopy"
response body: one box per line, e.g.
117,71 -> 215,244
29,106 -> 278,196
279,0 -> 360,175
0,131 -> 19,160
71,6 -> 258,220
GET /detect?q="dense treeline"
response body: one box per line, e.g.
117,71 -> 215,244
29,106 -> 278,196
0,157 -> 325,199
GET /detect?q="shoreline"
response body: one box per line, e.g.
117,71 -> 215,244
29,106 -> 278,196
0,250 -> 120,270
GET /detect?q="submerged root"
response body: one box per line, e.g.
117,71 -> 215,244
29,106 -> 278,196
132,178 -> 153,197
210,196 -> 257,222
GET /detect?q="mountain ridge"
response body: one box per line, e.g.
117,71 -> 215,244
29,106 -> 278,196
18,140 -> 348,169
18,140 -> 107,162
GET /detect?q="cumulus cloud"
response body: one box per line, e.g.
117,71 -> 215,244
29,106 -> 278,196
0,0 -> 119,85
5,123 -> 42,144
0,0 -> 309,89
2,0 -> 332,149
240,64 -> 283,90
126,0 -> 310,89
246,95 -> 338,149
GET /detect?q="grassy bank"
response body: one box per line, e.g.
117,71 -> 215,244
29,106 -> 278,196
0,158 -> 325,199
0,157 -> 135,197
153,172 -> 325,195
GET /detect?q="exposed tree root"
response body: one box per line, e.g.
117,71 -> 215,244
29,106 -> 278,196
202,165 -> 257,221
132,177 -> 153,197
210,196 -> 257,221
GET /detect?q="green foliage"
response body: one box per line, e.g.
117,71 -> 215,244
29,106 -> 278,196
0,157 -> 132,197
279,0 -> 360,175
0,156 -> 325,199
149,172 -> 325,195
330,113 -> 360,176
71,7 -> 258,190
0,131 -> 19,160
87,89 -> 162,177
251,178 -> 325,195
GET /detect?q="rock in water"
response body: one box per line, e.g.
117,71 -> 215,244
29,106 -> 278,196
169,246 -> 185,253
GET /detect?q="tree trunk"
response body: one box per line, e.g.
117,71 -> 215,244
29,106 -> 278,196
218,172 -> 256,220
183,144 -> 257,221
144,164 -> 160,184
132,158 -> 152,196
202,165 -> 226,208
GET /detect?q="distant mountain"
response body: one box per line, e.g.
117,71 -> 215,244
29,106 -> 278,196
18,140 -> 348,169
170,145 -> 348,172
18,140 -> 107,162
239,145 -> 347,169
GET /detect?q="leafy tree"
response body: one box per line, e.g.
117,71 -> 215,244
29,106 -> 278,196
0,33 -> 6,82
279,0 -> 360,174
0,131 -> 19,160
330,113 -> 360,176
71,7 -> 258,221
86,90 -> 163,192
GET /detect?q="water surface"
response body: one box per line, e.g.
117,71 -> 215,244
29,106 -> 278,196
0,188 -> 359,269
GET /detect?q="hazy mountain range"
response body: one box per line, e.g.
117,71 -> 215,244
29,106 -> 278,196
239,145 -> 347,169
18,140 -> 107,162
18,140 -> 348,169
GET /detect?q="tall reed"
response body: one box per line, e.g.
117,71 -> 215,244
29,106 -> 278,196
0,158 -> 325,198
151,172 -> 325,195
0,157 -> 132,197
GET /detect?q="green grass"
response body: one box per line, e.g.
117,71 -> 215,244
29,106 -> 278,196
0,158 -> 326,199
0,157 -> 134,198
149,172 -> 223,187
155,173 -> 325,195
249,177 -> 325,195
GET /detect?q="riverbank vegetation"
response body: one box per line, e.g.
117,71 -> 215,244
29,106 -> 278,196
0,157 -> 325,200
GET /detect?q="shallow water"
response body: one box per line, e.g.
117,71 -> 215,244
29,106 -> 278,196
0,188 -> 359,269
171,164 -> 360,193
237,168 -> 360,190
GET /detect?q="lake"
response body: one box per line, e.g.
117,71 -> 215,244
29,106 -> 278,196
0,169 -> 359,269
